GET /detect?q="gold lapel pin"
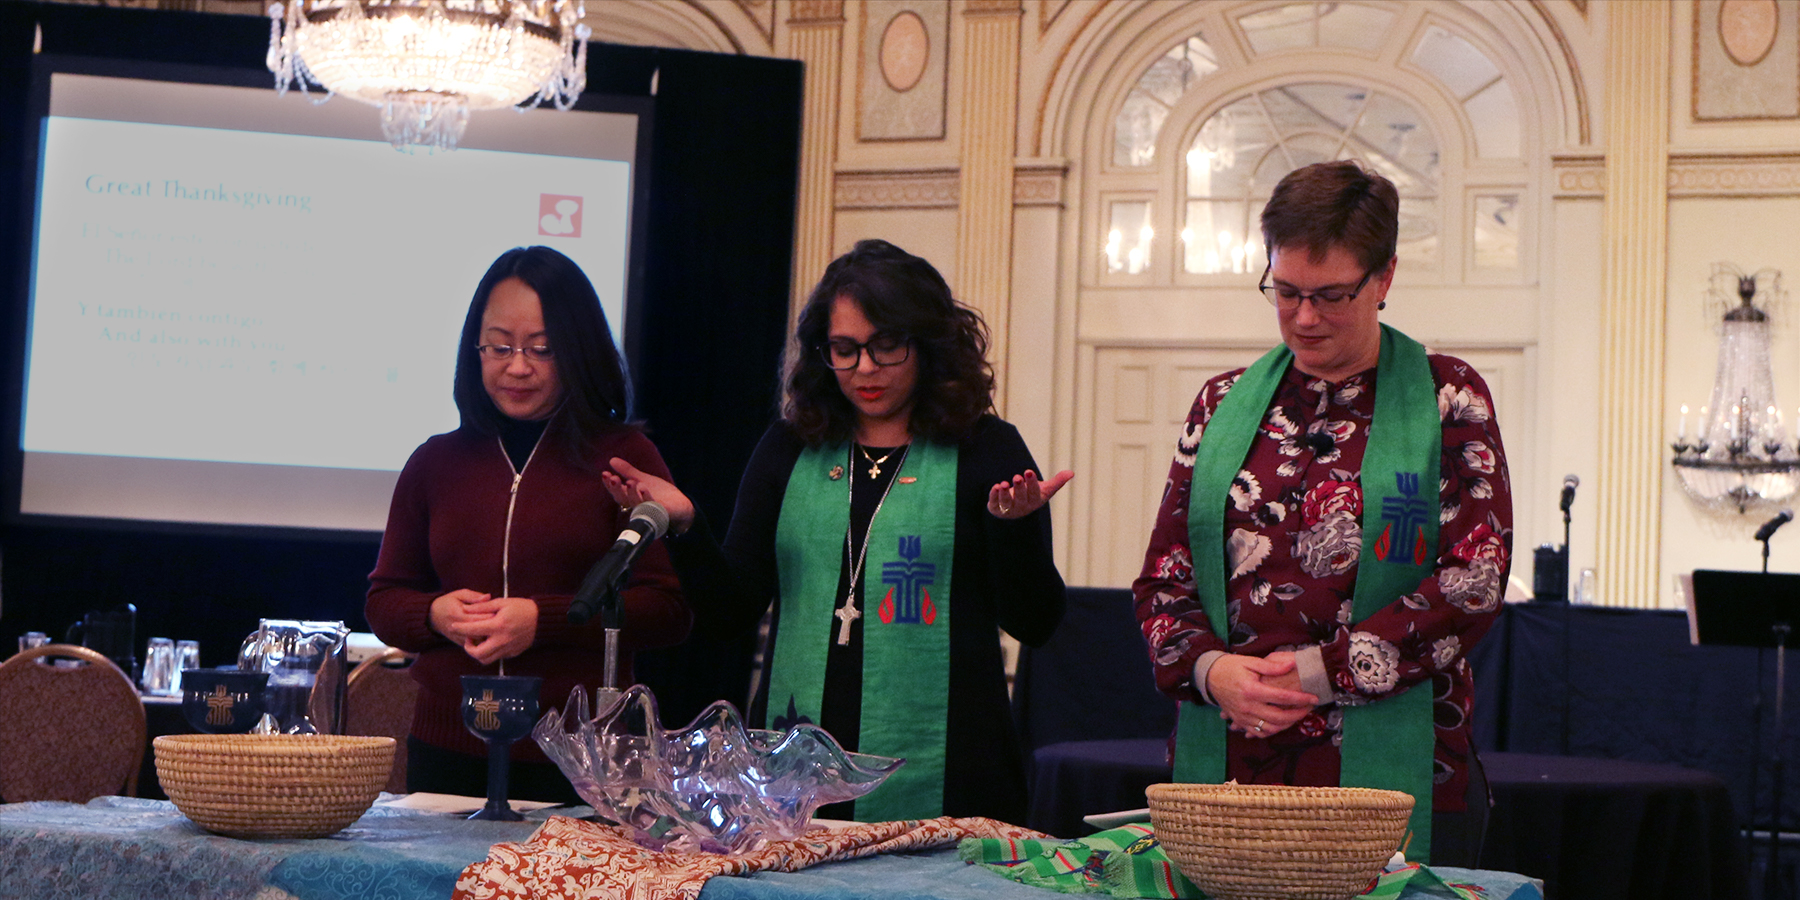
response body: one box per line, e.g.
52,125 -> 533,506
829,465 -> 844,481
898,476 -> 917,484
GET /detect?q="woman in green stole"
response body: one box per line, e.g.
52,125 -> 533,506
605,240 -> 1071,825
1133,162 -> 1513,866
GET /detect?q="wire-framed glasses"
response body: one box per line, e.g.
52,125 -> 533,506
1257,264 -> 1377,312
820,336 -> 911,371
476,344 -> 555,362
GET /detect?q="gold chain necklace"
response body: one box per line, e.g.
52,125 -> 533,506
857,444 -> 896,479
836,443 -> 910,645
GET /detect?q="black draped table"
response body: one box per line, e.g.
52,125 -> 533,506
1025,744 -> 1748,900
1470,602 -> 1799,836
1479,753 -> 1750,900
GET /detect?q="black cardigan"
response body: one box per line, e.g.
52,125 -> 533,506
667,414 -> 1066,824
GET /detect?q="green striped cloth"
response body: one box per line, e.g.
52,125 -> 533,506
958,824 -> 1198,898
958,824 -> 1485,900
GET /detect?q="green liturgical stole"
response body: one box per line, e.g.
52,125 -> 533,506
770,440 -> 957,821
1174,324 -> 1441,861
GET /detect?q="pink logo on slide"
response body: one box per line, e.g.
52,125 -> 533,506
538,194 -> 583,237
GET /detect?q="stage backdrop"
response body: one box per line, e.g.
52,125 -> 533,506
0,3 -> 799,726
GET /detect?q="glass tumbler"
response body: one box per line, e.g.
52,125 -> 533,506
142,637 -> 176,695
1574,568 -> 1598,605
173,640 -> 200,694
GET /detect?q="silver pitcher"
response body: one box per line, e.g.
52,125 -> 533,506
238,619 -> 350,734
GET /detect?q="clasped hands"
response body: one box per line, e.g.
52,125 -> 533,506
1207,651 -> 1320,739
431,589 -> 539,666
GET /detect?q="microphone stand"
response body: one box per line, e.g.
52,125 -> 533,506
598,575 -> 625,707
1560,499 -> 1573,755
1769,621 -> 1791,900
1755,528 -> 1792,900
1751,540 -> 1771,852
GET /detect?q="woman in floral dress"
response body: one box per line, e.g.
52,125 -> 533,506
1134,160 -> 1512,867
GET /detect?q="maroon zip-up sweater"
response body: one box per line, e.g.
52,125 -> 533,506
366,421 -> 688,762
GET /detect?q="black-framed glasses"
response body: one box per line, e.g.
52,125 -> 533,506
476,344 -> 555,362
820,336 -> 911,371
1257,264 -> 1376,312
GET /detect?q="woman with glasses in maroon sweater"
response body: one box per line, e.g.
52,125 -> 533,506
366,246 -> 688,802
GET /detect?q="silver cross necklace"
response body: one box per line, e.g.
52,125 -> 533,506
836,442 -> 909,645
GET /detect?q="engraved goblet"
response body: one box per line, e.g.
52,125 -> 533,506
461,674 -> 542,821
179,667 -> 270,734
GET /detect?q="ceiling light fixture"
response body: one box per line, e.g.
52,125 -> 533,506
266,0 -> 591,152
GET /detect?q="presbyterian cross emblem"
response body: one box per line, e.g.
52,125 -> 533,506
1374,472 -> 1431,565
471,690 -> 502,731
205,684 -> 236,726
878,535 -> 937,625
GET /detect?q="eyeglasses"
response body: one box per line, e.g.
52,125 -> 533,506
476,344 -> 554,362
1258,264 -> 1377,312
820,336 -> 911,371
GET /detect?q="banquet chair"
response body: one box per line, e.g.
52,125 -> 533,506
0,643 -> 146,802
1012,586 -> 1174,751
344,647 -> 418,793
1011,586 -> 1176,835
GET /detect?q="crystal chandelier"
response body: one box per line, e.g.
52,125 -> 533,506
1671,264 -> 1800,513
266,0 -> 591,152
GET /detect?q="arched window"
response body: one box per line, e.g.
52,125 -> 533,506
1181,83 -> 1442,275
1094,4 -> 1527,287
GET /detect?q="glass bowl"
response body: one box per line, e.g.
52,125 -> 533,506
534,684 -> 903,853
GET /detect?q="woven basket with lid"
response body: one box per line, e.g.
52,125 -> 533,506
1145,782 -> 1414,900
154,734 -> 395,839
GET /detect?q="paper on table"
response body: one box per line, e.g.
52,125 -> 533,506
1081,807 -> 1151,830
378,792 -> 563,815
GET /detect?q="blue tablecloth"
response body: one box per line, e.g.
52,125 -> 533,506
0,796 -> 539,900
0,797 -> 1542,900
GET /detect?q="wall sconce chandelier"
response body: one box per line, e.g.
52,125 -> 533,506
1671,264 -> 1798,513
266,0 -> 591,152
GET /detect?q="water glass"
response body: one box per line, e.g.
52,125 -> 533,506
1573,568 -> 1598,605
16,631 -> 47,656
173,640 -> 200,693
142,637 -> 177,695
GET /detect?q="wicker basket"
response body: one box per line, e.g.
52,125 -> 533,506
1145,782 -> 1414,900
154,734 -> 395,839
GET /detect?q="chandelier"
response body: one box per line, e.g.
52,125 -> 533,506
266,0 -> 591,152
1671,264 -> 1799,513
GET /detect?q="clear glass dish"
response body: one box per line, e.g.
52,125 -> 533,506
534,684 -> 904,854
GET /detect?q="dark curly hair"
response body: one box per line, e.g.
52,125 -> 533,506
452,246 -> 633,464
782,240 -> 994,445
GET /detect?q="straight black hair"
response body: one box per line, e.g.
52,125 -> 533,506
452,246 -> 633,462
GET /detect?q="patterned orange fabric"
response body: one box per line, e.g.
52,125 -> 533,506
453,816 -> 1044,900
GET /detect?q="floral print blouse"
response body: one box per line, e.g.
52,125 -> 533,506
1133,353 -> 1513,810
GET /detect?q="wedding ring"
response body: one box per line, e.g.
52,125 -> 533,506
1254,719 -> 1265,732
998,500 -> 1012,514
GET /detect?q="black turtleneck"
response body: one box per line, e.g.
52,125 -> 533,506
497,416 -> 549,471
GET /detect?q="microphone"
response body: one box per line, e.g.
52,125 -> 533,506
1559,474 -> 1579,513
568,501 -> 671,625
1303,431 -> 1335,455
1756,508 -> 1794,542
